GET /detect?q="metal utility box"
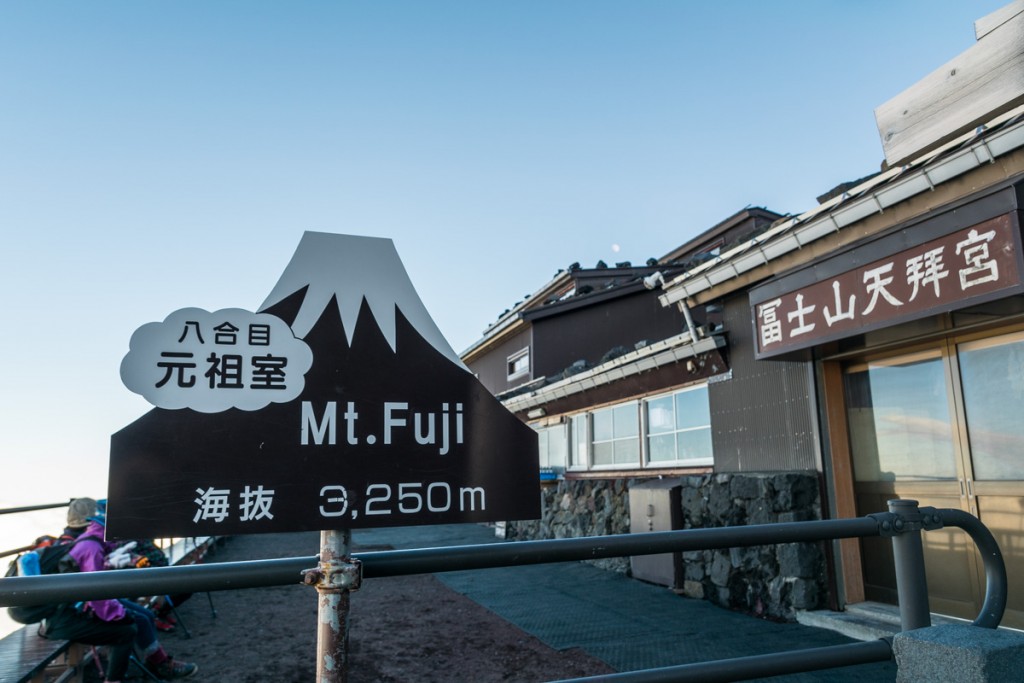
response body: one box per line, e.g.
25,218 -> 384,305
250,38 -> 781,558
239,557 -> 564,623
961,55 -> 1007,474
628,479 -> 683,588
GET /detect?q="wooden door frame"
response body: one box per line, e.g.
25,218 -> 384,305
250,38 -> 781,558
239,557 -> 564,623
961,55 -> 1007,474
820,359 -> 864,604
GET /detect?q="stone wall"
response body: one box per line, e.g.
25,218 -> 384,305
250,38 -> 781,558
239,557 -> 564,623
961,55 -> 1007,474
680,472 -> 826,620
508,471 -> 827,620
507,478 -> 634,573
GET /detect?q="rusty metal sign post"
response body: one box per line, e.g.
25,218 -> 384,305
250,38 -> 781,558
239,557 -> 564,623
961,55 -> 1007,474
303,529 -> 361,682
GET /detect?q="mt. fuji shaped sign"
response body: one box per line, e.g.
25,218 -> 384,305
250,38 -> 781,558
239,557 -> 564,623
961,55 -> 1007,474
108,232 -> 540,539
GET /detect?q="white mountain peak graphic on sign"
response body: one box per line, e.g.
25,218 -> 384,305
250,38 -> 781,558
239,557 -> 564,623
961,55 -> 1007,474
259,231 -> 467,370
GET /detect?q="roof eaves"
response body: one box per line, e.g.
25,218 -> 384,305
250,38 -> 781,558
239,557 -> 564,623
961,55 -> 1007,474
460,315 -> 526,363
523,279 -> 650,322
659,207 -> 784,264
659,103 -> 1024,308
462,270 -> 573,359
501,332 -> 726,414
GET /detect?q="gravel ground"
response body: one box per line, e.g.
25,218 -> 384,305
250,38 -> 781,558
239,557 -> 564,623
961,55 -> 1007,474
138,532 -> 614,682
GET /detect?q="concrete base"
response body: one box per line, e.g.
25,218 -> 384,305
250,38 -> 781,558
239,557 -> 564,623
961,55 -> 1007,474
797,601 -> 965,641
893,624 -> 1024,682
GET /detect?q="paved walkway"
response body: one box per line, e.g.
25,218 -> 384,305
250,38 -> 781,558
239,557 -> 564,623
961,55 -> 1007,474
353,524 -> 897,682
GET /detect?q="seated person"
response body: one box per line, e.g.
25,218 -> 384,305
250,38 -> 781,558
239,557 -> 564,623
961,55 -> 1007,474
41,497 -> 198,681
77,499 -> 193,632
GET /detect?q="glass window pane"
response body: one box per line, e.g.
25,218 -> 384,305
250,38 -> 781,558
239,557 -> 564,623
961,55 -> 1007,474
959,333 -> 1024,480
592,408 -> 613,442
614,438 -> 639,465
507,348 -> 529,379
613,404 -> 638,438
675,387 -> 710,430
678,428 -> 713,462
646,396 -> 674,434
537,424 -> 567,469
593,441 -> 614,466
647,434 -> 675,462
844,355 -> 957,482
547,425 -> 567,468
570,415 -> 587,467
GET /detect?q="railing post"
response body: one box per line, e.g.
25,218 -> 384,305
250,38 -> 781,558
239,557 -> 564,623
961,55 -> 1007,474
302,529 -> 362,682
888,499 -> 931,631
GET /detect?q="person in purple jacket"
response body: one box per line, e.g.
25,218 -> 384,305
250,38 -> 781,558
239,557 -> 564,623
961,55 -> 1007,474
41,497 -> 198,681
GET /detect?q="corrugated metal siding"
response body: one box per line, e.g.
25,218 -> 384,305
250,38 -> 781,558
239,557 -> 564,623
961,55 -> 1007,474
710,293 -> 819,472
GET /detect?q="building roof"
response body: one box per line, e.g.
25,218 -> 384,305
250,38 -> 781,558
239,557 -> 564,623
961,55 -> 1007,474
461,207 -> 780,361
498,332 -> 726,414
659,208 -> 783,265
461,262 -> 665,360
658,104 -> 1024,310
660,4 -> 1024,310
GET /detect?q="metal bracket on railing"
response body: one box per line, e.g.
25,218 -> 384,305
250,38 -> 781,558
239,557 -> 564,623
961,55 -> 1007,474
866,512 -> 901,537
301,557 -> 362,592
918,506 -> 944,531
867,505 -> 944,538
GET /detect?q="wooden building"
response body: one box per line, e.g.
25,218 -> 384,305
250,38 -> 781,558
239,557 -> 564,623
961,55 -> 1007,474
462,207 -> 837,620
658,2 -> 1024,628
464,2 -> 1024,626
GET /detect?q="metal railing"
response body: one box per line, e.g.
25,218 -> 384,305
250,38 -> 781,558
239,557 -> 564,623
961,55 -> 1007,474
0,500 -> 73,559
0,499 -> 1009,682
0,501 -> 73,517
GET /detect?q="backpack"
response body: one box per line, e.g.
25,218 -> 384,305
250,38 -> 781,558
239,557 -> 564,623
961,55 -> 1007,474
5,534 -> 103,624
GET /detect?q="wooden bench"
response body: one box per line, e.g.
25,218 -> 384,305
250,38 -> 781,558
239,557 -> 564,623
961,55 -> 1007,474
0,536 -> 220,682
0,626 -> 91,683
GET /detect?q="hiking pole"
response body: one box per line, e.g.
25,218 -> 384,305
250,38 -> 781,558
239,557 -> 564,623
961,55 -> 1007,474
190,536 -> 218,619
128,655 -> 164,682
165,595 -> 192,639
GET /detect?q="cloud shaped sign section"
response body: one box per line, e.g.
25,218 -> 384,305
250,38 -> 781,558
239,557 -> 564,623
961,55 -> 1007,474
121,307 -> 313,413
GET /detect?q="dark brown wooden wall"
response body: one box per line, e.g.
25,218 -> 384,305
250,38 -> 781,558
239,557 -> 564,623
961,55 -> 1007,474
466,327 -> 533,395
531,290 -> 688,380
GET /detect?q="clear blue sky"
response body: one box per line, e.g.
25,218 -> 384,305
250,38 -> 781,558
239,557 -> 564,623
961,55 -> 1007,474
0,1 -> 1009,504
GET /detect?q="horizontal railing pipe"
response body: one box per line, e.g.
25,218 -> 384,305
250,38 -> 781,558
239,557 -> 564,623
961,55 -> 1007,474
0,543 -> 39,560
550,639 -> 894,683
360,518 -> 882,578
0,509 -> 1005,683
938,508 -> 1007,628
0,500 -> 75,558
0,500 -> 72,516
1,512 -> 1003,632
0,517 -> 882,607
0,556 -> 316,607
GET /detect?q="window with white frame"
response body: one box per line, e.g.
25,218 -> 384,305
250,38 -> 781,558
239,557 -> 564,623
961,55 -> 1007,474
562,386 -> 712,472
644,385 -> 713,466
507,347 -> 530,381
591,402 -> 640,467
569,413 -> 588,469
535,423 -> 567,469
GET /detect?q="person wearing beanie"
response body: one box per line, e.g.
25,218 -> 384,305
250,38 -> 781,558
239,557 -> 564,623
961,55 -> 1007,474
40,499 -> 199,681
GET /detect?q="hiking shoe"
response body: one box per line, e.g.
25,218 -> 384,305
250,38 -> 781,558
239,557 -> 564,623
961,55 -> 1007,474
155,604 -> 178,624
154,658 -> 199,679
154,617 -> 176,632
